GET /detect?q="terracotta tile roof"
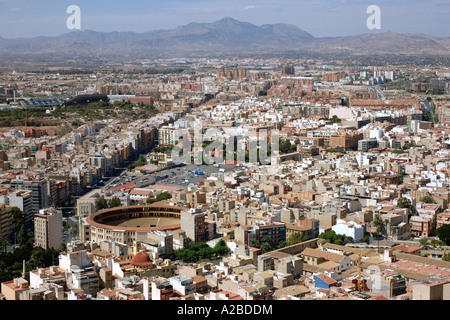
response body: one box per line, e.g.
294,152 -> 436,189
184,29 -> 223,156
301,247 -> 347,263
111,182 -> 136,192
315,273 -> 338,285
192,276 -> 207,283
390,244 -> 422,253
273,285 -> 310,298
319,261 -> 341,270
129,189 -> 153,195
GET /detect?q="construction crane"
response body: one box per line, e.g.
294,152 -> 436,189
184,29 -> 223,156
356,249 -> 372,292
24,110 -> 34,132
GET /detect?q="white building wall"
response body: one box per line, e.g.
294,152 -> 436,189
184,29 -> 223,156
332,221 -> 364,242
29,271 -> 43,289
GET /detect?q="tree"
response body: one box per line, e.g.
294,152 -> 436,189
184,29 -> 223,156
108,196 -> 122,208
260,241 -> 274,254
363,235 -> 371,244
0,236 -> 9,255
174,240 -> 229,263
198,247 -> 214,260
156,192 -> 172,201
287,232 -> 307,246
174,248 -> 189,261
31,247 -> 46,268
330,115 -> 341,123
419,238 -> 429,248
277,241 -> 287,249
11,207 -> 25,232
136,155 -> 147,167
146,192 -> 172,204
430,239 -> 445,247
249,239 -> 260,248
97,196 -> 108,210
17,225 -> 33,250
420,196 -> 436,204
213,239 -> 230,257
31,247 -> 60,269
71,223 -> 79,239
443,252 -> 450,262
279,139 -> 296,154
436,224 -> 450,245
397,197 -> 415,217
373,215 -> 385,237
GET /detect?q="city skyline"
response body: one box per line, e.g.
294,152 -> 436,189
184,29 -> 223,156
0,0 -> 449,39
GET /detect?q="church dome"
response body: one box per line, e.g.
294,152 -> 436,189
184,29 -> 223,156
130,251 -> 153,266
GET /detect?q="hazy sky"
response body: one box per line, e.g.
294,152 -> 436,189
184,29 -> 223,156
0,0 -> 449,38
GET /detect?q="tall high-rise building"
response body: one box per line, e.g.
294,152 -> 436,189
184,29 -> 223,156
11,179 -> 49,216
8,190 -> 33,228
384,70 -> 396,81
0,205 -> 13,240
34,208 -> 63,250
180,208 -> 207,242
282,65 -> 295,75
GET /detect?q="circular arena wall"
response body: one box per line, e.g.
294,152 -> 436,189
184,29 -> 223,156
85,204 -> 186,245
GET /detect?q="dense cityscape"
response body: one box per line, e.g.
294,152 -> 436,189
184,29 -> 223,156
0,4 -> 450,306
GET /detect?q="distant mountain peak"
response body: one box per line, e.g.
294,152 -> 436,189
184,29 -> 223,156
0,17 -> 449,61
218,17 -> 239,22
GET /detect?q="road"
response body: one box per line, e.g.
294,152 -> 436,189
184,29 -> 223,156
369,85 -> 385,100
422,98 -> 435,126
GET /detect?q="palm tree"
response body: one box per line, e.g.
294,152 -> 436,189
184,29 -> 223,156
373,215 -> 385,251
0,236 -> 9,255
384,219 -> 390,239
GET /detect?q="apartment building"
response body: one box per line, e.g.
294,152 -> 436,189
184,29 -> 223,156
286,219 -> 319,241
152,277 -> 174,300
1,278 -> 30,300
410,215 -> 433,237
436,211 -> 450,229
158,126 -> 181,146
300,247 -> 353,272
180,208 -> 207,242
8,190 -> 33,228
10,179 -> 49,215
169,275 -> 196,296
329,132 -> 364,151
34,208 -> 63,250
0,205 -> 12,239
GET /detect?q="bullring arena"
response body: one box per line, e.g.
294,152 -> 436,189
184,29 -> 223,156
83,204 -> 187,245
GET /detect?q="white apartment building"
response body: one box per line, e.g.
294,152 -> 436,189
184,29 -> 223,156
169,275 -> 195,296
331,218 -> 364,242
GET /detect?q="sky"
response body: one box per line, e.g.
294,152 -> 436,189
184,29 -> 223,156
0,0 -> 449,39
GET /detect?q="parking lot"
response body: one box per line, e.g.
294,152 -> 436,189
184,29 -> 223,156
104,163 -> 238,189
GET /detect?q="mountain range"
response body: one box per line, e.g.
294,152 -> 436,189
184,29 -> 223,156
0,17 -> 449,64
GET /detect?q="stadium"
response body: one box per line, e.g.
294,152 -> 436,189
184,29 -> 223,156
83,204 -> 187,245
